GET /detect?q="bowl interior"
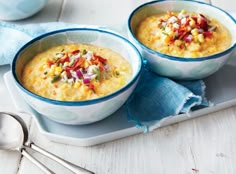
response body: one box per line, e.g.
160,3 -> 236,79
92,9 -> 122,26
13,28 -> 142,102
129,0 -> 236,50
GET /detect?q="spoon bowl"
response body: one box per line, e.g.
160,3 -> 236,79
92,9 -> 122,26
0,112 -> 94,174
0,114 -> 24,150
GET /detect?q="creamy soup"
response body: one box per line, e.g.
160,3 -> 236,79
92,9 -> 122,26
22,44 -> 132,101
136,10 -> 232,58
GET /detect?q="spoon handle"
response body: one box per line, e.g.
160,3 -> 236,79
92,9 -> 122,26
28,142 -> 94,174
21,149 -> 55,174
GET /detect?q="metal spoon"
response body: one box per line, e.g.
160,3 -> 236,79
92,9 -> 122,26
0,112 -> 94,174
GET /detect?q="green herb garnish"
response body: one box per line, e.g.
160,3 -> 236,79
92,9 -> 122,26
51,75 -> 60,83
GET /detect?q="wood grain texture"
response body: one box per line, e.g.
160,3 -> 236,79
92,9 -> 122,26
0,65 -> 16,112
0,65 -> 31,174
0,65 -> 20,174
2,0 -> 236,174
59,0 -> 211,37
59,0 -> 147,25
0,0 -> 63,173
18,106 -> 236,174
59,0 -> 211,26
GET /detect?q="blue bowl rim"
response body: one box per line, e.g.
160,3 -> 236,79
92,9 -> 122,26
127,0 -> 236,62
12,27 -> 143,106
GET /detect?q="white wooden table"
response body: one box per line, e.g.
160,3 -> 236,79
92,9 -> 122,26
0,0 -> 236,174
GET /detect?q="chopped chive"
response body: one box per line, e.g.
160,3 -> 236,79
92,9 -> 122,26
162,32 -> 169,36
51,75 -> 60,83
82,49 -> 87,55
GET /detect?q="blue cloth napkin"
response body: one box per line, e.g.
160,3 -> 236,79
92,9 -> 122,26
126,68 -> 209,132
0,22 -> 81,65
0,22 -> 209,131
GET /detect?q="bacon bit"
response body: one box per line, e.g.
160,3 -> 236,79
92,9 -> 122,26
88,83 -> 96,93
169,38 -> 175,44
45,48 -> 109,86
157,10 -> 216,48
73,57 -> 86,69
53,90 -> 57,95
94,55 -> 107,64
91,56 -> 106,71
64,57 -> 86,71
99,63 -> 105,71
71,50 -> 80,55
203,31 -> 213,38
180,43 -> 185,49
90,58 -> 99,65
54,84 -> 58,88
88,83 -> 95,89
197,17 -> 208,31
179,31 -> 188,40
184,19 -> 190,26
57,53 -> 69,64
65,69 -> 72,78
47,60 -> 55,67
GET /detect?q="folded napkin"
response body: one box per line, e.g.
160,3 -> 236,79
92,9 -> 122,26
0,22 -> 209,131
126,68 -> 209,132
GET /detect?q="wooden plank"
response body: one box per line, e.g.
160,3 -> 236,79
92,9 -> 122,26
59,0 -> 158,25
3,1 -> 235,174
0,65 -> 14,112
0,1 -> 65,173
0,1 -> 63,173
18,121 -> 79,174
0,65 -> 28,174
59,0 -> 211,26
16,106 -> 236,174
59,0 -> 211,37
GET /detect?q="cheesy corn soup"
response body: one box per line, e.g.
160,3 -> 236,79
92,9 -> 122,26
136,10 -> 232,58
22,44 -> 132,101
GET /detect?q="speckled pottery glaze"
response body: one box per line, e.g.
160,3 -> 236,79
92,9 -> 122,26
12,28 -> 143,125
127,0 -> 236,80
0,0 -> 48,21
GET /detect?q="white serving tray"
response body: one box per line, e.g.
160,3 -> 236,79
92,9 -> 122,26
3,57 -> 236,146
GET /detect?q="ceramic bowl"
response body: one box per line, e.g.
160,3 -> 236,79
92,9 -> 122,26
12,27 -> 143,125
127,0 -> 236,80
0,0 -> 48,21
